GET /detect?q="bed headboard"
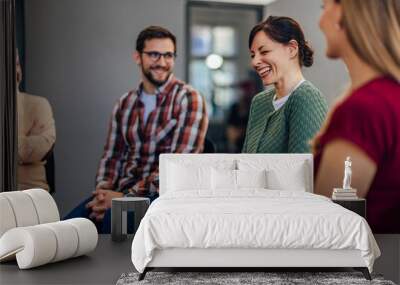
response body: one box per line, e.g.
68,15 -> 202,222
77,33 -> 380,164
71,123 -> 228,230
159,153 -> 313,195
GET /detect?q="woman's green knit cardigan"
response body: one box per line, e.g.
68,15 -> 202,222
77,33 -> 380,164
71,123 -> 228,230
242,81 -> 328,153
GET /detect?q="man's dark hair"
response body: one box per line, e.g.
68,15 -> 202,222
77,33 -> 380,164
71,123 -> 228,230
136,26 -> 177,53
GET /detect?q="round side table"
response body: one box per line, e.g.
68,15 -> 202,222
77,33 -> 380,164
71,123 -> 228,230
111,197 -> 150,242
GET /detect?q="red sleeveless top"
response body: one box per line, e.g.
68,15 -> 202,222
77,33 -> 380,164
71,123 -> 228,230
315,77 -> 400,233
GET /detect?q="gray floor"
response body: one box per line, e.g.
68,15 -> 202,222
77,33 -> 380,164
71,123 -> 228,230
0,235 -> 134,285
1,234 -> 398,285
373,234 -> 400,284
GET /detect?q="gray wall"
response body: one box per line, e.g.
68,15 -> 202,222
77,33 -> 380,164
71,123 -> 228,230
266,0 -> 349,104
24,0 -> 185,215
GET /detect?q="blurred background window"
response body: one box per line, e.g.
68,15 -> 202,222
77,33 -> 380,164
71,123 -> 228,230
188,2 -> 264,152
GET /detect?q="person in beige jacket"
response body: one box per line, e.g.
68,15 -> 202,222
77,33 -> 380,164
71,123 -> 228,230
16,52 -> 56,191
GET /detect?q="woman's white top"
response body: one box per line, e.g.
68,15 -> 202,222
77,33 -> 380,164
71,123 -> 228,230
272,79 -> 306,111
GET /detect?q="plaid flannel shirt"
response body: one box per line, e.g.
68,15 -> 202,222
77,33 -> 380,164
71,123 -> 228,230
95,75 -> 208,195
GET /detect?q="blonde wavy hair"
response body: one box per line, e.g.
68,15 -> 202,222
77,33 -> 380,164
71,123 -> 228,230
338,0 -> 400,81
311,0 -> 400,153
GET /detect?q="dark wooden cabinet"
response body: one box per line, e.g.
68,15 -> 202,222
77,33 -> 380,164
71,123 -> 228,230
332,198 -> 366,218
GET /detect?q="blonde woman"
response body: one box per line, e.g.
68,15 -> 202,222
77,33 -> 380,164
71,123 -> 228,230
315,0 -> 400,233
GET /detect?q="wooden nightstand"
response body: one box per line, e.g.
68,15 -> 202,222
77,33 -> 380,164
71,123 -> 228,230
332,198 -> 366,218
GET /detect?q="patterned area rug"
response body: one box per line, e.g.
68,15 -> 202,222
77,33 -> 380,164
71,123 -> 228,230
116,271 -> 396,285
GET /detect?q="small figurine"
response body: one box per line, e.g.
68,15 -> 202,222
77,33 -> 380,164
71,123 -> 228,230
343,156 -> 352,190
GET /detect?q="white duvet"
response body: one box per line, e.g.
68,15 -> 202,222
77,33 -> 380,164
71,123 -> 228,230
131,189 -> 380,273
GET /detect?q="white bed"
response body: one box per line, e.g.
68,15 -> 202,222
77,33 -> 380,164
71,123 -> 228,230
131,154 -> 380,280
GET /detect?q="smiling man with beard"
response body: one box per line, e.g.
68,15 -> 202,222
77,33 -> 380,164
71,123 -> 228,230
64,26 -> 208,233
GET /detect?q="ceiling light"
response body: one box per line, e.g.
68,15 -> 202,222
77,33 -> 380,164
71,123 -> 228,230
206,54 -> 223,70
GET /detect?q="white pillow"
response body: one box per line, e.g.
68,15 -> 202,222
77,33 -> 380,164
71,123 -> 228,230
236,169 -> 267,189
238,159 -> 309,192
167,162 -> 211,191
266,163 -> 307,191
212,168 -> 237,190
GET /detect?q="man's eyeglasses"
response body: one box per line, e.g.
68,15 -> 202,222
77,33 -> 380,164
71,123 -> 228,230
142,51 -> 176,61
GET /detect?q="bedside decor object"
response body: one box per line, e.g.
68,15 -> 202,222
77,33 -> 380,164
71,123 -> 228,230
0,189 -> 98,269
111,197 -> 150,242
332,157 -> 358,200
343,156 -> 352,190
332,188 -> 358,200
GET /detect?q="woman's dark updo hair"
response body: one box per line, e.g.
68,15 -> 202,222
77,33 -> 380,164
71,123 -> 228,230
248,16 -> 314,67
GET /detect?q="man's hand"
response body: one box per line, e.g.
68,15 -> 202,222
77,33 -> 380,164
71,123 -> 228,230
93,189 -> 124,209
132,180 -> 147,195
86,188 -> 123,221
86,194 -> 106,221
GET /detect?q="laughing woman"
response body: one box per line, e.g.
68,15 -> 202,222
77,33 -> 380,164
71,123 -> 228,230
242,16 -> 328,153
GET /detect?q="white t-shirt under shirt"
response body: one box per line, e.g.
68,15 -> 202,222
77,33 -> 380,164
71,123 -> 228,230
272,79 -> 306,111
140,90 -> 157,122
